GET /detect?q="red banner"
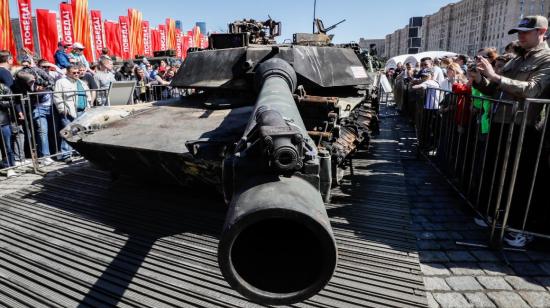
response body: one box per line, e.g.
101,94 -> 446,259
119,16 -> 130,59
59,3 -> 74,46
90,10 -> 104,59
192,26 -> 201,48
36,9 -> 58,63
71,0 -> 93,61
165,18 -> 176,50
128,9 -> 143,57
187,30 -> 194,48
17,0 -> 35,52
159,25 -> 167,51
104,21 -> 121,58
142,21 -> 151,57
0,0 -> 17,60
200,34 -> 208,49
182,34 -> 189,59
151,28 -> 160,53
175,29 -> 182,58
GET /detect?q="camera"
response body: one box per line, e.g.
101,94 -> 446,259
467,62 -> 478,72
34,77 -> 52,89
475,55 -> 489,61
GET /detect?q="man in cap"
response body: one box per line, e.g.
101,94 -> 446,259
474,15 -> 550,101
472,16 -> 550,247
54,42 -> 72,69
71,42 -> 90,70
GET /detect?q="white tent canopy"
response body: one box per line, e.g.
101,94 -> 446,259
385,54 -> 411,70
402,51 -> 457,67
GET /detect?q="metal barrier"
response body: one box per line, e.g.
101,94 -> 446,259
378,82 -> 391,110
133,84 -> 187,103
415,87 -> 550,248
152,84 -> 187,101
1,88 -> 108,176
1,93 -> 37,175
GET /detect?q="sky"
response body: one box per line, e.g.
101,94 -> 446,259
8,0 -> 458,43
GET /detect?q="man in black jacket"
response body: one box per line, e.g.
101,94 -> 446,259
0,51 -> 17,177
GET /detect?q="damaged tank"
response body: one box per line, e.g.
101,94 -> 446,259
60,18 -> 380,305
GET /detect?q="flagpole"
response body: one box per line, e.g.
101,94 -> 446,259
313,0 -> 317,33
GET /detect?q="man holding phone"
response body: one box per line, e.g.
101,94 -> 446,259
473,15 -> 550,102
471,15 -> 550,247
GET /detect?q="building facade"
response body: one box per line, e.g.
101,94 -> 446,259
358,38 -> 386,56
382,0 -> 550,58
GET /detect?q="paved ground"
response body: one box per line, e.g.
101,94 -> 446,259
0,144 -> 427,306
378,103 -> 550,308
1,102 -> 550,307
0,159 -> 86,197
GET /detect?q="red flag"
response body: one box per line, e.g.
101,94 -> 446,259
192,26 -> 201,48
59,3 -> 74,46
71,0 -> 93,61
151,28 -> 160,53
119,16 -> 131,59
128,9 -> 143,57
159,25 -> 167,51
0,0 -> 17,60
165,18 -> 176,50
90,10 -> 105,59
182,34 -> 189,59
200,34 -> 208,49
175,29 -> 182,58
187,31 -> 194,48
104,21 -> 121,58
17,0 -> 35,53
36,9 -> 58,63
142,21 -> 152,57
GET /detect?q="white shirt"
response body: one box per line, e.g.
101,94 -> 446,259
413,79 -> 441,109
432,66 -> 445,85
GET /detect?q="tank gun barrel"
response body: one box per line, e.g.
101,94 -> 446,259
324,19 -> 346,32
218,58 -> 337,305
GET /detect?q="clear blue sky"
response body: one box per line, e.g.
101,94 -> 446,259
9,0 -> 458,43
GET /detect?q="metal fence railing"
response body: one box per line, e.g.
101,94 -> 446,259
134,84 -> 187,103
414,86 -> 550,248
1,93 -> 37,174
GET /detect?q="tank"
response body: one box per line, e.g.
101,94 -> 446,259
60,18 -> 380,305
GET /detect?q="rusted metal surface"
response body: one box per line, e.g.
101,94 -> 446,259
308,131 -> 332,138
295,95 -> 339,107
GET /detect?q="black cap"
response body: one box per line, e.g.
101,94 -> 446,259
508,15 -> 548,34
419,68 -> 433,77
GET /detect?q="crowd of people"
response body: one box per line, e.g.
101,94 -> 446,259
387,15 -> 550,248
0,41 -> 182,178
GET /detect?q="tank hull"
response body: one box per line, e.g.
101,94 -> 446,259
64,100 -> 252,188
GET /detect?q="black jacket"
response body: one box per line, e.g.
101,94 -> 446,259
0,83 -> 14,126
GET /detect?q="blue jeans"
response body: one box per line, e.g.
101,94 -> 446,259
33,105 -> 53,157
59,112 -> 82,159
0,124 -> 15,168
